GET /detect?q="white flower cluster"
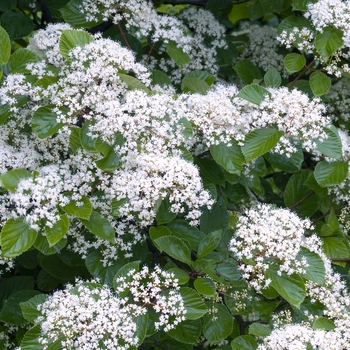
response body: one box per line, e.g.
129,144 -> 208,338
79,0 -> 226,82
37,281 -> 142,350
238,24 -> 287,77
258,324 -> 347,350
278,0 -> 350,77
115,265 -> 186,331
229,204 -> 317,292
326,78 -> 350,124
37,268 -> 185,349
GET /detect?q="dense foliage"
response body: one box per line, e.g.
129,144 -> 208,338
1,0 -> 350,349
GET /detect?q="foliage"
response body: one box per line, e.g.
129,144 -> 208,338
1,0 -> 350,349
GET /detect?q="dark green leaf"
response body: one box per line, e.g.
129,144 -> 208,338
179,287 -> 207,319
197,231 -> 221,258
194,278 -> 216,297
113,260 -> 140,296
321,237 -> 350,259
155,236 -> 192,265
312,317 -> 336,330
231,335 -> 258,350
203,303 -> 232,344
156,197 -> 177,225
59,29 -> 93,58
234,59 -> 262,84
248,323 -> 272,337
168,319 -> 201,345
21,325 -> 63,350
316,125 -> 342,159
151,69 -> 172,86
200,198 -> 229,234
95,148 -> 121,172
167,267 -> 190,285
0,290 -> 41,325
0,11 -> 34,39
119,73 -> 151,94
10,49 -> 38,74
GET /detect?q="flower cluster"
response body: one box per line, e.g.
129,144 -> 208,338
36,266 -> 186,349
115,265 -> 186,331
79,0 -> 226,82
229,204 -> 318,292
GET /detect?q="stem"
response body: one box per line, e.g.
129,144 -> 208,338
287,59 -> 315,89
144,41 -> 157,65
288,191 -> 314,209
117,21 -> 132,51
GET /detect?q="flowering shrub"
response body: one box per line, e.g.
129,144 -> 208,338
1,0 -> 350,349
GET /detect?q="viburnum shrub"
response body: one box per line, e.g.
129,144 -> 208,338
1,0 -> 350,349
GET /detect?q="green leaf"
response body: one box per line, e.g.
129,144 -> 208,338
21,325 -> 63,350
204,259 -> 241,284
203,303 -> 233,344
284,53 -> 306,73
167,267 -> 190,285
95,148 -> 121,172
86,250 -> 126,286
236,84 -> 270,105
80,210 -> 115,243
195,158 -> 225,186
119,73 -> 151,94
291,0 -> 310,11
309,71 -> 331,96
260,0 -> 290,13
151,69 -> 172,86
80,120 -> 97,152
248,323 -> 272,337
45,214 -> 69,246
20,294 -> 48,323
154,236 -> 192,265
1,168 -> 31,192
0,218 -> 38,258
0,0 -> 16,11
321,237 -> 350,259
182,77 -> 210,95
39,254 -> 89,281
284,170 -> 319,217
296,247 -> 325,285
167,220 -> 204,251
179,287 -> 207,319
316,125 -> 342,159
231,335 -> 258,350
242,128 -> 284,161
32,105 -> 65,138
113,261 -> 141,296
156,196 -> 177,225
168,319 -> 201,345
278,15 -> 312,35
210,141 -> 245,175
165,41 -> 190,67
200,198 -> 229,234
61,195 -> 92,219
182,70 -> 216,88
314,161 -> 348,187
0,290 -> 41,325
228,2 -> 250,23
61,0 -> 103,28
149,226 -> 172,250
194,278 -> 216,297
0,11 -> 34,39
234,59 -> 262,84
0,276 -> 34,307
315,27 -> 343,58
264,67 -> 282,88
33,235 -> 67,255
0,26 -> 11,65
197,231 -> 221,258
111,197 -> 128,217
265,265 -> 306,308
10,49 -> 38,74
312,317 -> 336,330
59,29 -> 94,58
36,270 -> 61,292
